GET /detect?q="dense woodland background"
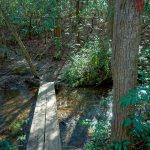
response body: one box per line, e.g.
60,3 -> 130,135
0,0 -> 150,150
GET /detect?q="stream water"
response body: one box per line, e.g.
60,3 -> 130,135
56,83 -> 112,149
0,88 -> 38,149
0,78 -> 112,150
0,66 -> 38,149
0,59 -> 112,150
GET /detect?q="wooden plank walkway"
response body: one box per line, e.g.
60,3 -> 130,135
27,82 -> 61,150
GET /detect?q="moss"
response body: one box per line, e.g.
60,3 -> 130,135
13,67 -> 29,76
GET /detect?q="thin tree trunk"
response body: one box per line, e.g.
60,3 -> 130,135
0,5 -> 38,78
54,0 -> 62,38
76,0 -> 80,43
111,0 -> 140,141
28,15 -> 32,39
107,0 -> 114,39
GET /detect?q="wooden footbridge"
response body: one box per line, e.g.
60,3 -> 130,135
27,82 -> 62,150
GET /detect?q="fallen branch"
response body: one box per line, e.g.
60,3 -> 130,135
0,5 -> 39,78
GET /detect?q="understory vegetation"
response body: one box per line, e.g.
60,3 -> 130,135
82,86 -> 150,150
64,37 -> 111,87
0,119 -> 29,150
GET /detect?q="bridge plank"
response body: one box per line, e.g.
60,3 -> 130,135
26,82 -> 61,150
27,83 -> 47,150
45,82 -> 62,150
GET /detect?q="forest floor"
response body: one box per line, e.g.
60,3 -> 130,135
0,37 -> 112,150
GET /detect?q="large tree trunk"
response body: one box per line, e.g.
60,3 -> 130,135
0,5 -> 38,78
111,0 -> 140,141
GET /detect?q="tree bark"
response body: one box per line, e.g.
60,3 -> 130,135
28,15 -> 32,39
76,0 -> 80,43
107,0 -> 114,39
54,0 -> 62,38
111,0 -> 140,141
0,5 -> 38,78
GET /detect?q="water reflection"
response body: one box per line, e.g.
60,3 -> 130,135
0,87 -> 38,149
56,85 -> 112,149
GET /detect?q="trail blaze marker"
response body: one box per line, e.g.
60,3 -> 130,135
135,0 -> 144,12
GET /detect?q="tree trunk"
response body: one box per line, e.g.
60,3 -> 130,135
76,0 -> 80,43
107,0 -> 114,39
28,15 -> 32,39
0,5 -> 39,78
111,0 -> 140,141
54,0 -> 62,38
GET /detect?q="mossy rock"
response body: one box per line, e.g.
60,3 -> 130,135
13,67 -> 29,76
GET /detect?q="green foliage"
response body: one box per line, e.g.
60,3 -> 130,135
53,50 -> 62,60
16,135 -> 26,142
52,37 -> 62,49
64,37 -> 111,87
0,120 -> 29,149
80,0 -> 108,20
144,1 -> 150,12
84,120 -> 111,150
9,120 -> 23,135
138,49 -> 150,84
109,140 -> 130,150
82,97 -> 112,150
0,47 -> 11,58
0,141 -> 17,150
143,1 -> 150,20
1,0 -> 57,37
0,141 -> 11,150
120,85 -> 150,108
114,85 -> 150,150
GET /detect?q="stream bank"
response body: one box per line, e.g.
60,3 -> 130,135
0,44 -> 112,150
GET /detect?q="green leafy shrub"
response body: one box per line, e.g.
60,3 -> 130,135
0,47 -> 11,58
52,37 -> 62,49
81,96 -> 112,150
64,38 -> 111,87
109,85 -> 150,150
0,141 -> 11,150
138,48 -> 150,84
124,86 -> 150,147
16,135 -> 26,143
9,121 -> 23,135
53,50 -> 62,60
0,141 -> 17,150
109,140 -> 131,150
